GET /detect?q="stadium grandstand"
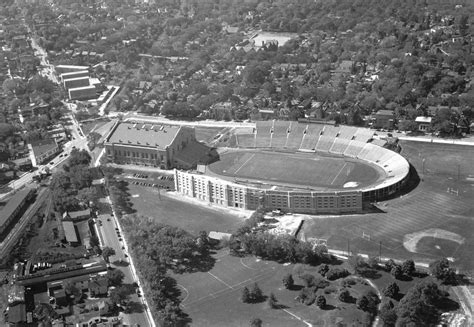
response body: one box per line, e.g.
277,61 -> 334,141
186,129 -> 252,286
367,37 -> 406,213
175,122 -> 411,214
285,122 -> 306,149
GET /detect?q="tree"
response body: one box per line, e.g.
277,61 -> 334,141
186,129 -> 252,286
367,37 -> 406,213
317,264 -> 329,277
382,282 -> 400,299
109,286 -> 130,306
64,282 -> 82,303
300,274 -> 316,288
379,300 -> 397,327
102,247 -> 116,263
357,295 -> 369,311
402,259 -> 416,277
267,292 -> 278,309
282,273 -> 294,290
241,286 -> 251,303
338,289 -> 351,303
107,269 -> 125,287
316,295 -> 326,308
249,318 -> 262,327
68,149 -> 92,167
391,265 -> 403,280
430,258 -> 456,284
250,283 -> 264,303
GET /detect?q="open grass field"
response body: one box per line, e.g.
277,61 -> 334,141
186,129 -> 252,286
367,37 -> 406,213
172,249 -> 374,327
194,126 -> 224,144
302,141 -> 474,273
126,183 -> 246,235
208,150 -> 384,190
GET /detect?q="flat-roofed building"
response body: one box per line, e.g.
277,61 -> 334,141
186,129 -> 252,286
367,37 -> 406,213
60,70 -> 89,82
104,122 -> 212,169
0,188 -> 35,234
55,65 -> 89,74
62,221 -> 79,246
63,76 -> 90,90
68,85 -> 97,101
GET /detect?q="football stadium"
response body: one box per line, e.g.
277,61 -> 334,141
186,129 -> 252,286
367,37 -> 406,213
174,121 -> 411,214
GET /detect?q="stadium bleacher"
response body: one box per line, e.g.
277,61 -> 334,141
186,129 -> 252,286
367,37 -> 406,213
270,121 -> 290,148
299,124 -> 323,151
285,123 -> 306,149
337,126 -> 358,140
357,143 -> 374,160
321,125 -> 340,138
315,136 -> 335,152
329,138 -> 351,154
344,140 -> 366,158
354,128 -> 374,142
255,121 -> 272,148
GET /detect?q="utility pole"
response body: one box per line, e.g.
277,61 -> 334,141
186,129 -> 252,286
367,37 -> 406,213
379,241 -> 382,261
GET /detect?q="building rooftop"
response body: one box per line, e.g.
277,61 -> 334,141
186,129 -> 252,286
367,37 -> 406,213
62,221 -> 78,243
29,139 -> 57,158
375,110 -> 395,116
107,123 -> 182,150
0,188 -> 33,227
415,116 -> 433,123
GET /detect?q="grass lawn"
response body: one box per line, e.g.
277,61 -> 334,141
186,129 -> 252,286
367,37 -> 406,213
208,150 -> 383,190
194,127 -> 224,144
126,183 -> 246,235
172,250 -> 375,327
302,141 -> 474,272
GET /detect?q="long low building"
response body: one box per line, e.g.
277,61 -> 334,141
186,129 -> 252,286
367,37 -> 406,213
0,188 -> 35,235
174,169 -> 363,214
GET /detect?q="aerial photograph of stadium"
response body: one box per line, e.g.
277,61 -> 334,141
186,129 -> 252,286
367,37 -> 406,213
0,0 -> 473,326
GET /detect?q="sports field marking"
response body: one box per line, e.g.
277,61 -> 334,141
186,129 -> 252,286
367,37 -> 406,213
207,272 -> 233,289
331,162 -> 348,185
233,153 -> 255,175
177,284 -> 190,307
282,309 -> 313,327
240,258 -> 258,270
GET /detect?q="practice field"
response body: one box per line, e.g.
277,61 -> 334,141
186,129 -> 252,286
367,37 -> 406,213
208,150 -> 384,190
173,249 -> 373,327
302,141 -> 474,273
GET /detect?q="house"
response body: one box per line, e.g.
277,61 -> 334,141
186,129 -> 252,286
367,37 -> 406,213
28,138 -> 59,167
373,110 -> 395,129
52,288 -> 68,307
98,300 -> 111,315
415,116 -> 433,132
6,303 -> 27,325
62,209 -> 91,221
88,277 -> 109,297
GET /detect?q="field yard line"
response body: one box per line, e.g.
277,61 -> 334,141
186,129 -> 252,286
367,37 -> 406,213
331,162 -> 348,185
234,153 -> 255,175
208,272 -> 233,289
240,258 -> 258,270
282,309 -> 313,327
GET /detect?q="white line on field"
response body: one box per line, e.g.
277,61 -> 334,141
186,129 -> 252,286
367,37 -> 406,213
331,162 -> 348,185
234,153 -> 255,175
282,309 -> 313,327
208,272 -> 233,289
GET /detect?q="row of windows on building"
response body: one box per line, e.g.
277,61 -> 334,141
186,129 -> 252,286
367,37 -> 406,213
111,149 -> 164,161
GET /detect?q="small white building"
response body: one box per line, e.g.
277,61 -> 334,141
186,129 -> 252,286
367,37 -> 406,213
415,116 -> 433,132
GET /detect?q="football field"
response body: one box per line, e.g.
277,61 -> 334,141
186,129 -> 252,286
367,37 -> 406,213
208,150 -> 384,190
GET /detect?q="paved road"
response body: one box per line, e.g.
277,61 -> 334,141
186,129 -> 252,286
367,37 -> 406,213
96,197 -> 154,327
